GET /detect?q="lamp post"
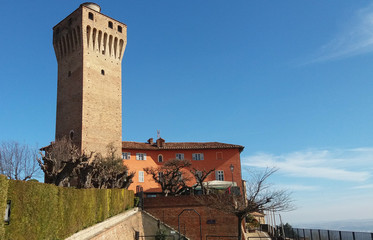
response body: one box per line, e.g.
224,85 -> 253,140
230,164 -> 234,186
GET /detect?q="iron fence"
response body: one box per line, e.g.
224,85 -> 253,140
138,235 -> 176,240
286,228 -> 373,240
206,235 -> 238,240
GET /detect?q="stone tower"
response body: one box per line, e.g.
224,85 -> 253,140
53,3 -> 126,155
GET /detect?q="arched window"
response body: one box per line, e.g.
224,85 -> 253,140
88,12 -> 94,20
158,154 -> 163,163
69,130 -> 74,140
108,21 -> 113,29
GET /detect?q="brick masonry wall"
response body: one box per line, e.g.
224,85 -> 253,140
144,196 -> 240,240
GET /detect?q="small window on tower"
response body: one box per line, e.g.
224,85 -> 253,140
118,26 -> 122,33
68,71 -> 71,77
101,69 -> 105,75
88,12 -> 94,20
69,130 -> 74,140
108,21 -> 113,29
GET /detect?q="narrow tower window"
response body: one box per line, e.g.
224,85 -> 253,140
101,69 -> 105,75
118,26 -> 122,33
68,71 -> 71,77
86,26 -> 91,47
88,12 -> 94,20
69,130 -> 74,140
108,21 -> 113,29
119,39 -> 124,59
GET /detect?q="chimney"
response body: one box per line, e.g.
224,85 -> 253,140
156,138 -> 165,148
147,138 -> 154,144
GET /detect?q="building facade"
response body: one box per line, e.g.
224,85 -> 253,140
53,3 -> 126,155
122,138 -> 244,195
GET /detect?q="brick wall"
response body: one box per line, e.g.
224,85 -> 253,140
144,196 -> 240,240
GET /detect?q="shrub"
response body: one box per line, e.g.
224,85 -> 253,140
3,180 -> 134,239
0,175 -> 9,239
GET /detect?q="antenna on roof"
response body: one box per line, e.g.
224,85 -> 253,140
157,130 -> 160,139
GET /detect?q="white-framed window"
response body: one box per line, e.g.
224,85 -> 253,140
176,153 -> 184,160
136,153 -> 146,160
138,171 -> 144,182
216,170 -> 224,181
158,154 -> 163,162
122,152 -> 131,160
192,153 -> 204,161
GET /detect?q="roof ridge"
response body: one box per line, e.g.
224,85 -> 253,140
122,141 -> 244,152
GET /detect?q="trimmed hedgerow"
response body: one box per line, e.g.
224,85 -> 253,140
3,180 -> 134,240
0,175 -> 9,239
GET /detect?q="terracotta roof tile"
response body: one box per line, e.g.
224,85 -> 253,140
122,140 -> 244,152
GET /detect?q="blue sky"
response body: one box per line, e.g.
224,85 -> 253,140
1,1 -> 373,226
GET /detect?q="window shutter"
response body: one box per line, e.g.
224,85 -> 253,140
215,170 -> 219,180
144,153 -> 147,160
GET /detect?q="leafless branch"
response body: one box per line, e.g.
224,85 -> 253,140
0,141 -> 40,181
144,159 -> 192,196
190,168 -> 215,194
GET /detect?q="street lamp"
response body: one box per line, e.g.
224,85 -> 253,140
230,164 -> 234,186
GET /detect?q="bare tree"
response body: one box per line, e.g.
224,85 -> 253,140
78,144 -> 135,189
144,159 -> 192,196
38,139 -> 134,189
37,137 -> 92,187
190,168 -> 215,194
246,168 -> 293,212
0,141 -> 40,181
197,167 -> 293,240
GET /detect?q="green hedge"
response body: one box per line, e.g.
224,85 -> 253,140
0,175 -> 9,239
2,179 -> 134,240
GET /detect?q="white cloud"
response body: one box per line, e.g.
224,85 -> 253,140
353,184 -> 373,189
311,3 -> 373,62
242,148 -> 372,182
275,184 -> 320,191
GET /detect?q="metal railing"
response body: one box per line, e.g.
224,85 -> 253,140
286,228 -> 373,240
138,235 -> 176,240
206,235 -> 238,240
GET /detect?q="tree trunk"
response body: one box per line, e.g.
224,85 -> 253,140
237,216 -> 243,240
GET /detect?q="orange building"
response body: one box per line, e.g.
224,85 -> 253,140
122,137 -> 244,196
